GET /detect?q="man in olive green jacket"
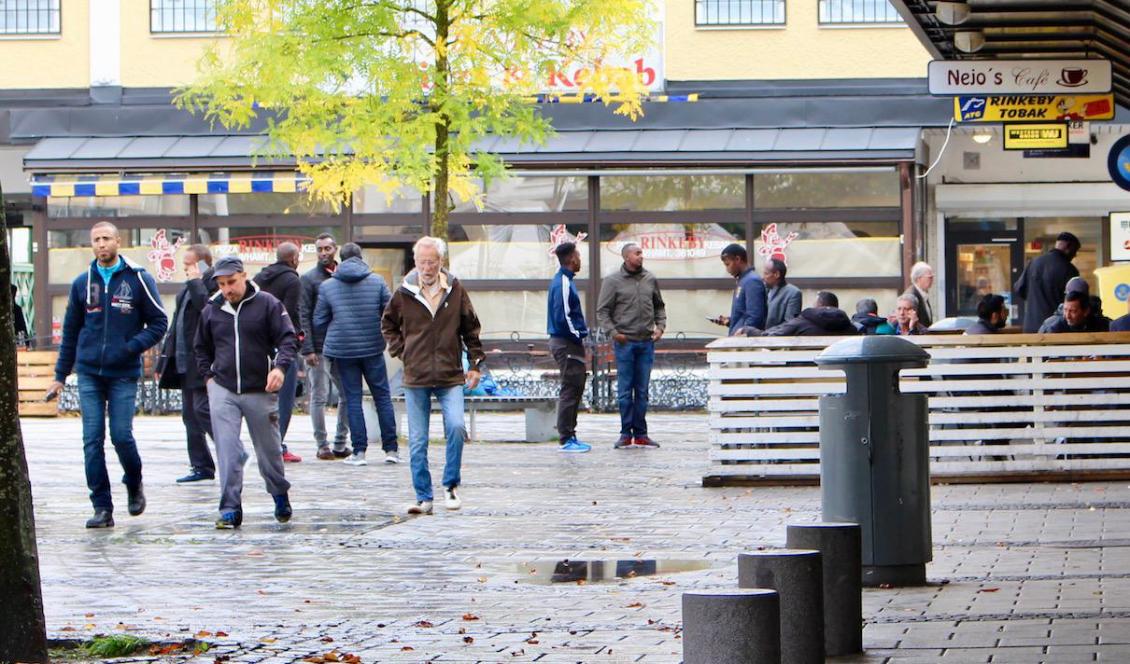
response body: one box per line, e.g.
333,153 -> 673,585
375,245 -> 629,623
596,243 -> 666,449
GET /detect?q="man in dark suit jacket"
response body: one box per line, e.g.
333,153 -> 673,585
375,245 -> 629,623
1014,232 -> 1081,333
157,244 -> 217,483
902,261 -> 935,330
762,258 -> 802,329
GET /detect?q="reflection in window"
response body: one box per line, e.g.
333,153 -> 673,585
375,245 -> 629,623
448,224 -> 590,279
656,290 -> 735,338
599,222 -> 744,278
197,225 -> 341,278
754,170 -> 899,208
601,175 -> 744,211
451,176 -> 587,213
754,221 -> 900,278
47,195 -> 190,218
48,227 -> 192,285
198,192 -> 336,216
469,291 -> 557,340
354,183 -> 423,214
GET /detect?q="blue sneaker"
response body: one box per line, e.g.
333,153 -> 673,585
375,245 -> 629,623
558,437 -> 592,453
215,509 -> 242,529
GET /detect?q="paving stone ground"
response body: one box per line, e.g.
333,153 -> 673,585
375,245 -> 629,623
21,411 -> 1130,663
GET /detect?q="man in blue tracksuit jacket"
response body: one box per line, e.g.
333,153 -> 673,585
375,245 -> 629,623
547,242 -> 591,453
712,243 -> 767,335
46,221 -> 168,529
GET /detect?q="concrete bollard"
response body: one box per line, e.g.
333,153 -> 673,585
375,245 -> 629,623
738,550 -> 824,664
682,590 -> 781,664
786,522 -> 863,656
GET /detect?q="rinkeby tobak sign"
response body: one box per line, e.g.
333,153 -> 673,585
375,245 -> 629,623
954,94 -> 1115,123
929,59 -> 1112,95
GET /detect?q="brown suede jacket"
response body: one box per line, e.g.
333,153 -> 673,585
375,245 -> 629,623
381,268 -> 485,388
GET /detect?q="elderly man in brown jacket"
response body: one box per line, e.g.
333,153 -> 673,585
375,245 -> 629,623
382,236 -> 484,516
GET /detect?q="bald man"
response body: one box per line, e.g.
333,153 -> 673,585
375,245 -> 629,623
253,242 -> 305,460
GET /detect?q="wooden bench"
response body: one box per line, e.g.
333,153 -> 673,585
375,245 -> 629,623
366,395 -> 558,443
16,350 -> 59,417
706,332 -> 1130,485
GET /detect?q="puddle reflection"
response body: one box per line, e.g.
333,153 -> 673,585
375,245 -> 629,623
519,559 -> 712,584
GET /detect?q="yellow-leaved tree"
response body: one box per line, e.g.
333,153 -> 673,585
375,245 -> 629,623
178,0 -> 656,240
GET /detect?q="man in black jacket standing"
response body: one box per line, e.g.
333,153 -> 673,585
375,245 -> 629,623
196,256 -> 298,529
253,242 -> 304,463
299,233 -> 350,460
1015,232 -> 1080,332
157,244 -> 217,483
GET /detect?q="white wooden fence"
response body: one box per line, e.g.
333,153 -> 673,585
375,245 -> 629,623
706,333 -> 1130,485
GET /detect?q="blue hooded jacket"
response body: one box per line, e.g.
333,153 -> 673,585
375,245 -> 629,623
313,256 -> 392,359
54,257 -> 168,382
547,266 -> 588,344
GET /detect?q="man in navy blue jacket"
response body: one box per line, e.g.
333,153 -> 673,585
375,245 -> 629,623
547,242 -> 591,453
313,243 -> 398,467
46,221 -> 168,528
711,244 -> 767,335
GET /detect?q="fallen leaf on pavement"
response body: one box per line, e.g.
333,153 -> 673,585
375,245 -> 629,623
626,602 -> 644,608
462,613 -> 479,621
59,626 -> 75,632
195,631 -> 213,638
246,549 -> 264,557
342,654 -> 361,664
320,636 -> 335,643
414,620 -> 434,628
978,587 -> 1000,593
463,636 -> 474,644
260,637 -> 277,644
216,631 -> 228,637
400,646 -> 414,651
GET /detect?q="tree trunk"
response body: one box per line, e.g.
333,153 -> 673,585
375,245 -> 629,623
430,0 -> 452,244
0,182 -> 49,663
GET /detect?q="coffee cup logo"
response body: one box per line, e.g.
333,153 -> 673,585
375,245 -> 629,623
1058,67 -> 1088,87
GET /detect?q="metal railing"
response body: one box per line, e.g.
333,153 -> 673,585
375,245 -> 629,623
695,0 -> 785,26
150,0 -> 218,33
0,0 -> 60,35
818,0 -> 903,24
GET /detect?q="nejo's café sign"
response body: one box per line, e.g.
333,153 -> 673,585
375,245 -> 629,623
929,59 -> 1112,96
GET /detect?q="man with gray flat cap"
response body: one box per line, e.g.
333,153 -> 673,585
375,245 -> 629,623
195,255 -> 298,529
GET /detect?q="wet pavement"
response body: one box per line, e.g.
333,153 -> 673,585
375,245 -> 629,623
22,412 -> 1130,663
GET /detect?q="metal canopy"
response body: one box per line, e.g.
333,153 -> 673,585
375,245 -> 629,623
889,0 -> 1130,108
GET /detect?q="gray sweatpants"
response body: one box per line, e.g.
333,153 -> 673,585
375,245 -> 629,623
207,381 -> 291,513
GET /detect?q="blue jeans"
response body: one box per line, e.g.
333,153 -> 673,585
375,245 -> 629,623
614,340 -> 654,437
77,374 -> 142,511
335,354 -> 398,454
277,361 -> 298,446
404,385 -> 464,502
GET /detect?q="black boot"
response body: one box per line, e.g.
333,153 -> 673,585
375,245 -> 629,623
85,510 -> 114,529
127,483 -> 146,516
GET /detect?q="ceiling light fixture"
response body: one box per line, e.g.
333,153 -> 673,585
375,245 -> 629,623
935,2 -> 971,26
972,131 -> 993,144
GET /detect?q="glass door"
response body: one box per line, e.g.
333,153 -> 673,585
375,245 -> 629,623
946,220 -> 1024,321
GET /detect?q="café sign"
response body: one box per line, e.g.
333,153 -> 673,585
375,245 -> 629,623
954,94 -> 1115,123
928,59 -> 1112,95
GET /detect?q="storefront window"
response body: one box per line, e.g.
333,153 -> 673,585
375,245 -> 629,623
198,192 -> 336,216
660,290 -> 735,338
354,183 -> 424,214
49,226 -> 192,285
360,248 -> 409,290
47,195 -> 190,218
451,176 -> 587,213
600,175 -> 744,211
354,223 -> 425,240
196,224 -> 342,278
599,222 -> 744,278
754,170 -> 899,208
449,224 -> 590,279
467,290 -> 568,340
753,221 -> 900,278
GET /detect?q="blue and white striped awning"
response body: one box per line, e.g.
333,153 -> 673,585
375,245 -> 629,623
31,172 -> 311,198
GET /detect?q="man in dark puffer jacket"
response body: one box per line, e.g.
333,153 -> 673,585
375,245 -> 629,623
313,243 -> 398,467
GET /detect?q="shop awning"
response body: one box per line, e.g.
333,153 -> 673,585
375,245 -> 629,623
889,0 -> 1130,109
30,171 -> 310,198
24,127 -> 924,179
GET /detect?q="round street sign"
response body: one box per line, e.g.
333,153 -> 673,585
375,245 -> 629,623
1111,135 -> 1130,192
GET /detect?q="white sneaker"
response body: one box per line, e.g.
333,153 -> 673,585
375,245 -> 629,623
384,451 -> 400,464
444,486 -> 462,511
343,451 -> 367,466
407,500 -> 433,515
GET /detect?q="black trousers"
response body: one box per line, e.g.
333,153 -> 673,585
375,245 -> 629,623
549,337 -> 587,443
183,384 -> 216,475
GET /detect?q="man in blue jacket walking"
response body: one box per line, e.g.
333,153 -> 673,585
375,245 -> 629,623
46,221 -> 168,528
314,243 -> 398,466
547,242 -> 591,453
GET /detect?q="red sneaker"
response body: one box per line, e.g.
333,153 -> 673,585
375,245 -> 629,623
633,436 -> 660,449
282,450 -> 303,463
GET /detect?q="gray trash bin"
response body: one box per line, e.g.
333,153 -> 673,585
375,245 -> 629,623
815,336 -> 932,587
